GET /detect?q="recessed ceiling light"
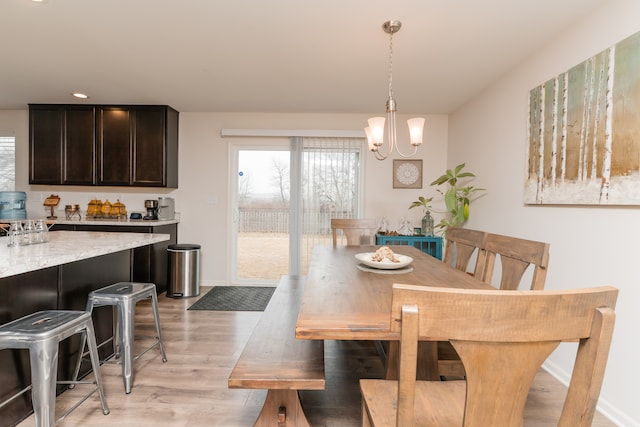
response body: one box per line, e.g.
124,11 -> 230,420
32,0 -> 48,3
71,92 -> 89,99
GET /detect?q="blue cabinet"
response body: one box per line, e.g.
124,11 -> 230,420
375,234 -> 443,260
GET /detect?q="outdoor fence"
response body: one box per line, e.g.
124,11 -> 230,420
238,207 -> 354,234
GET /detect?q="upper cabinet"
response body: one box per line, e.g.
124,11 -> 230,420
29,105 -> 95,185
29,104 -> 179,188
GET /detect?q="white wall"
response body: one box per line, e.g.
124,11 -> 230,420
2,110 -> 449,285
173,112 -> 448,284
448,0 -> 640,425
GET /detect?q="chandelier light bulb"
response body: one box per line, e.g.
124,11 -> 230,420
408,117 -> 425,146
367,117 -> 386,147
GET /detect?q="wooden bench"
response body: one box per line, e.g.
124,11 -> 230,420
228,276 -> 325,427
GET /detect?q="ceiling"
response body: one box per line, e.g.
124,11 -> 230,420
2,0 -> 607,114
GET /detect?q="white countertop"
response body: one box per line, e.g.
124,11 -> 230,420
0,231 -> 170,279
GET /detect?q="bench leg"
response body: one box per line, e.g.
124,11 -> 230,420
253,389 -> 311,427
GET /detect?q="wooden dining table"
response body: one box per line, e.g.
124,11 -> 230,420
296,244 -> 493,379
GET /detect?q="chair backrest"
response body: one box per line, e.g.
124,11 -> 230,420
443,227 -> 487,277
330,218 -> 378,247
390,284 -> 618,427
481,232 -> 550,290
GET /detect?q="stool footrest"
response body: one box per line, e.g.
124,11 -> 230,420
136,339 -> 167,362
86,337 -> 165,365
57,383 -> 110,423
0,385 -> 32,410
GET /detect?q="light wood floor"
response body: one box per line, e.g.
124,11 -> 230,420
17,286 -> 616,427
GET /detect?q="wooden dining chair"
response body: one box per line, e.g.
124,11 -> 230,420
360,284 -> 618,427
331,218 -> 379,247
481,232 -> 551,290
437,232 -> 549,379
438,227 -> 489,378
438,231 -> 551,378
442,227 -> 487,277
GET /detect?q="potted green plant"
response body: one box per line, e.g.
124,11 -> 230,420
408,196 -> 435,236
430,163 -> 485,231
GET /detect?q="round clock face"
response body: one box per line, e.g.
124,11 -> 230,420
396,162 -> 420,185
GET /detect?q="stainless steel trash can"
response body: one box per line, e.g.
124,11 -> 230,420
167,243 -> 201,298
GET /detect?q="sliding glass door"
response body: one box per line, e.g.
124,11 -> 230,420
232,144 -> 291,283
230,137 -> 364,284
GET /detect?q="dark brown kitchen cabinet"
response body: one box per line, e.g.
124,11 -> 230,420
133,107 -> 171,185
96,107 -> 132,185
29,105 -> 95,185
29,104 -> 178,188
97,105 -> 178,187
50,223 -> 177,294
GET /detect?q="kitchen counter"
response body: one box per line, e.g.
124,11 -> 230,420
0,230 -> 169,278
52,218 -> 179,226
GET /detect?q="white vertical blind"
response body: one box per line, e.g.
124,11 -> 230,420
300,137 -> 364,270
289,137 -> 303,276
0,136 -> 16,191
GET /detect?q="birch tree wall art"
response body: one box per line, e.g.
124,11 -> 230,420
525,30 -> 640,205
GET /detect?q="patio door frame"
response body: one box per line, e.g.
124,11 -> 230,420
224,129 -> 366,285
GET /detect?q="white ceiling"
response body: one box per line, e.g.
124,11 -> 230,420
2,0 -> 607,114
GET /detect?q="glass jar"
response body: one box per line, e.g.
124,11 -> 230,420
7,221 -> 23,247
422,211 -> 434,237
22,220 -> 35,245
35,219 -> 49,243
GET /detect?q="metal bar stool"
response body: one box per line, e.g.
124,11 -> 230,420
0,311 -> 109,427
74,282 -> 167,394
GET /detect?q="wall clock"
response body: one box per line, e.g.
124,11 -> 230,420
393,159 -> 422,189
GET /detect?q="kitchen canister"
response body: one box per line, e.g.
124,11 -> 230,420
0,191 -> 27,220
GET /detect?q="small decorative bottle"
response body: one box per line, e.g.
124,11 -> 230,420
422,211 -> 434,237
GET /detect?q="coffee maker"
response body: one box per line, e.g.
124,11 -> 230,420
157,197 -> 175,220
143,199 -> 159,220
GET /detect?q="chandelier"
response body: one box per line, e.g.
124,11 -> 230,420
365,20 -> 425,161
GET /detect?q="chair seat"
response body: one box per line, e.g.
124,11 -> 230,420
89,282 -> 156,303
361,379 -> 465,426
0,311 -> 91,344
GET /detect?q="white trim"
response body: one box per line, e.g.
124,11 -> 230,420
221,129 -> 365,138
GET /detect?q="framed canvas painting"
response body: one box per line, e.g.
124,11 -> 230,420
525,30 -> 640,205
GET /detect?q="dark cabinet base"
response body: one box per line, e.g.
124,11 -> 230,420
50,223 -> 178,295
